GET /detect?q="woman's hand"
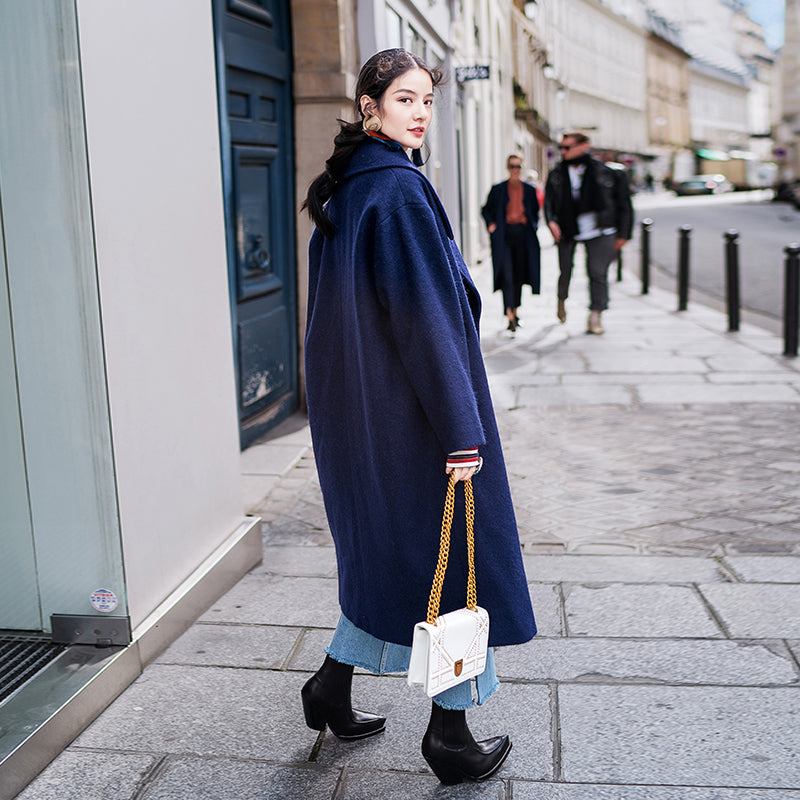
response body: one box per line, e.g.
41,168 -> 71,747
487,223 -> 497,234
446,449 -> 482,481
446,465 -> 478,482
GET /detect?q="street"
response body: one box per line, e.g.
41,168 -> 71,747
631,190 -> 800,320
19,243 -> 800,800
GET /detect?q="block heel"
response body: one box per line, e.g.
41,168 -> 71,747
301,691 -> 327,732
421,755 -> 467,785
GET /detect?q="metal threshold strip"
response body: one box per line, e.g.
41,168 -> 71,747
0,641 -> 137,799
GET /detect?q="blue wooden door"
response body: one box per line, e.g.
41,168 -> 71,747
214,0 -> 297,446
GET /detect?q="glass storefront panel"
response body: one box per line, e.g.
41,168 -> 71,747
0,1 -> 127,634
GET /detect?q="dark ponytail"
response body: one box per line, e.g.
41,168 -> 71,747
301,48 -> 443,238
301,120 -> 367,239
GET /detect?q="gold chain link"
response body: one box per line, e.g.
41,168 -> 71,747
465,478 -> 477,610
426,473 -> 478,625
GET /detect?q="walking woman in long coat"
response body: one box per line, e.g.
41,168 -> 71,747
481,156 -> 541,334
300,49 -> 537,785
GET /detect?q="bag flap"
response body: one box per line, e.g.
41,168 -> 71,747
436,607 -> 489,661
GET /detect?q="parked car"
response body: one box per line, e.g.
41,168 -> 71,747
674,175 -> 734,196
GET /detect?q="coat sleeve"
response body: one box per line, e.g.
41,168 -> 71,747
373,201 -> 487,455
613,169 -> 634,240
480,185 -> 496,228
544,172 -> 557,225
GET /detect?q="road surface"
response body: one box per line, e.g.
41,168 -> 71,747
631,190 -> 800,320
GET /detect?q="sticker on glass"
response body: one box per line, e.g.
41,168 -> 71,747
90,588 -> 118,613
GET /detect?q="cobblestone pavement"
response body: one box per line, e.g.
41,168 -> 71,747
20,241 -> 800,799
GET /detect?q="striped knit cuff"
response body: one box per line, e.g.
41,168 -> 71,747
447,447 -> 481,470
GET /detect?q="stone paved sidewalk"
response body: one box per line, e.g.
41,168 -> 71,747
19,238 -> 800,799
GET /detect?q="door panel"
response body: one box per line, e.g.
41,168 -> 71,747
215,0 -> 296,444
226,68 -> 282,146
238,307 -> 290,410
233,145 -> 282,303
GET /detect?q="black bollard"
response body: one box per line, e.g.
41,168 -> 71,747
724,230 -> 740,332
617,249 -> 623,283
640,218 -> 653,295
677,225 -> 691,311
784,243 -> 800,357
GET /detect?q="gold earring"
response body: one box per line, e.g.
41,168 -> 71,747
362,115 -> 382,132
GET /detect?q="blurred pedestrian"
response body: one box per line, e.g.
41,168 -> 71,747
301,48 -> 536,785
644,172 -> 655,192
544,132 -> 633,334
481,155 -> 541,335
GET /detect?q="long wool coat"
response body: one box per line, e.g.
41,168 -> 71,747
305,135 -> 537,647
481,180 -> 541,294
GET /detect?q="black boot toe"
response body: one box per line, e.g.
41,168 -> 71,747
475,735 -> 510,756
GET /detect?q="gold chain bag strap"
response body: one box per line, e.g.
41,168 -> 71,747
408,473 -> 490,697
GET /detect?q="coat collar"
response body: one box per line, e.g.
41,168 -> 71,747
341,134 -> 417,180
341,135 -> 454,240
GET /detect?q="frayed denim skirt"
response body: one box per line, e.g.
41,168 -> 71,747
326,612 -> 499,711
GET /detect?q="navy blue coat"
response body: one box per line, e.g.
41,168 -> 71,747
481,180 -> 541,294
305,135 -> 537,647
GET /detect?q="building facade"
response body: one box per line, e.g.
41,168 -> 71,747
689,58 -> 750,150
646,0 -> 776,167
733,5 -> 776,159
644,10 -> 692,181
779,0 -> 800,179
449,0 -> 516,265
540,0 -> 648,161
510,0 -> 553,180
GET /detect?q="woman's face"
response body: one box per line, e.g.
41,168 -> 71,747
362,67 -> 433,151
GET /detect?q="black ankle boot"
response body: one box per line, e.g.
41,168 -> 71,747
300,655 -> 386,740
421,702 -> 511,785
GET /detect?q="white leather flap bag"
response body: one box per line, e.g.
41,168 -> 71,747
408,474 -> 490,697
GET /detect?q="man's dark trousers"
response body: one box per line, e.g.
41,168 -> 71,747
557,233 -> 616,311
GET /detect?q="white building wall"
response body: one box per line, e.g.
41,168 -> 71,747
748,76 -> 773,136
542,0 -> 647,152
689,62 -> 749,147
646,0 -> 748,76
76,0 -> 246,630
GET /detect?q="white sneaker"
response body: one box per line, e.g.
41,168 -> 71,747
587,311 -> 604,334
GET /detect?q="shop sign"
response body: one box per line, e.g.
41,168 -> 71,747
456,65 -> 490,82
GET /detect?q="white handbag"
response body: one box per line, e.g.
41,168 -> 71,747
408,474 -> 490,697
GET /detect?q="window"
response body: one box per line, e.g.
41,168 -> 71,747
386,7 -> 402,49
408,23 -> 427,61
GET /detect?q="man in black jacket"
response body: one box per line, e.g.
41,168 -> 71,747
544,132 -> 633,334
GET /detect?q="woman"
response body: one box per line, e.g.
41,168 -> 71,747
300,49 -> 536,785
481,155 -> 541,334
